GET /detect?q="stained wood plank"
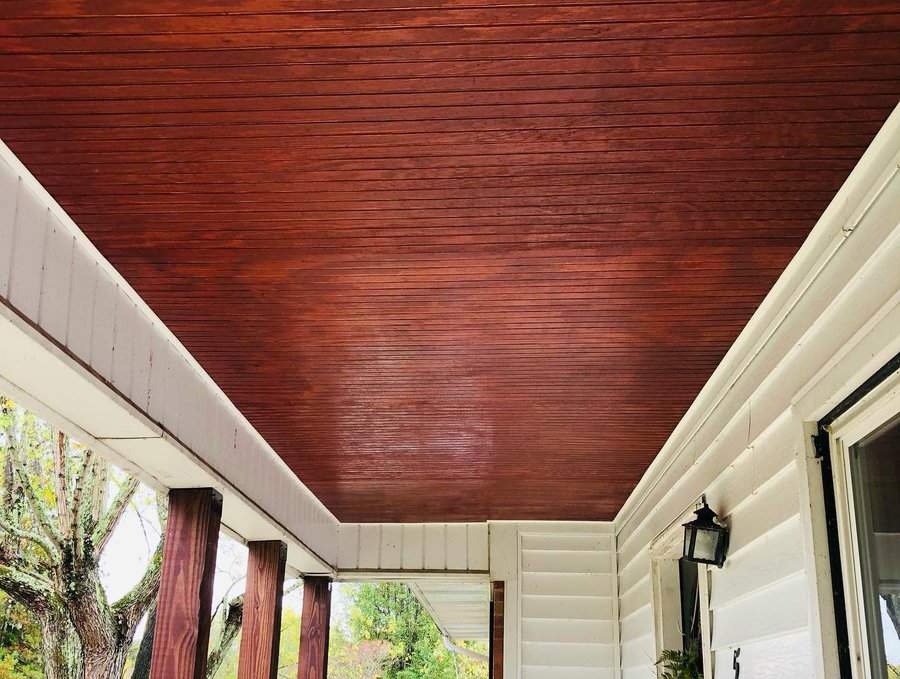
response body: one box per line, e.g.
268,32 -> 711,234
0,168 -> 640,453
491,582 -> 504,679
1,0 -> 898,522
150,488 -> 222,679
238,541 -> 287,679
297,577 -> 332,679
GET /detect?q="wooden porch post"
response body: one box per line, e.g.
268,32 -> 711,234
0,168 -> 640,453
490,581 -> 505,679
150,488 -> 222,679
297,576 -> 332,679
238,541 -> 288,679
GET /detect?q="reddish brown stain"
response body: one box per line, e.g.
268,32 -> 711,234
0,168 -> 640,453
1,1 -> 899,521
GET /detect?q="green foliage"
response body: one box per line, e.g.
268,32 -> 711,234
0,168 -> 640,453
349,582 -> 487,679
656,641 -> 703,679
0,592 -> 42,679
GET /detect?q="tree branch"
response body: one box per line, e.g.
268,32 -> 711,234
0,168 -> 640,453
9,443 -> 63,556
68,449 -> 94,561
206,595 -> 244,679
0,508 -> 58,561
0,559 -> 55,613
92,476 -> 139,556
112,536 -> 164,634
53,431 -> 70,536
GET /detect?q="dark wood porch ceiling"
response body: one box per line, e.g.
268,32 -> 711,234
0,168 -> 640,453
2,1 -> 898,521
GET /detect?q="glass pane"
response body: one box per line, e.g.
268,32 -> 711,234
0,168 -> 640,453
850,416 -> 900,679
692,528 -> 719,561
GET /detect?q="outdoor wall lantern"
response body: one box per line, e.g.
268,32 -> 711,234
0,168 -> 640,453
682,496 -> 729,568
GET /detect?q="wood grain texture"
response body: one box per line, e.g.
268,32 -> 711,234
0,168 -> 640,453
1,1 -> 899,522
238,541 -> 288,679
491,582 -> 504,679
297,577 -> 331,679
150,488 -> 222,679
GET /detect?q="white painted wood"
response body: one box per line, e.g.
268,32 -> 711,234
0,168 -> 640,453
0,164 -> 18,298
380,524 -> 403,570
402,524 -> 425,570
337,524 -> 360,570
711,573 -> 809,650
425,524 -> 447,571
357,524 -> 382,570
410,578 -> 490,641
468,523 -> 489,571
521,594 -> 612,620
522,641 -> 614,667
712,630 -> 814,679
446,524 -> 468,570
38,216 -> 73,342
8,184 -> 47,322
523,668 -> 615,679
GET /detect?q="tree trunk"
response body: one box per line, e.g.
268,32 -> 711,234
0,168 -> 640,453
83,644 -> 130,679
38,608 -> 83,679
132,603 -> 157,679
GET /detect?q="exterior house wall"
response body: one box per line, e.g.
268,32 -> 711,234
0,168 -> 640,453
615,103 -> 900,679
490,522 -> 619,679
0,141 -> 338,573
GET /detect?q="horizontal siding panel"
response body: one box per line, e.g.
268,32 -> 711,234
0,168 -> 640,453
618,546 -> 650,596
618,573 -> 650,621
523,667 -> 615,679
521,533 -> 612,552
522,549 -> 610,574
522,572 -> 612,597
620,604 -> 653,644
521,594 -> 611,620
522,641 -> 614,668
710,515 -> 805,610
711,572 -> 809,650
522,619 -> 613,644
725,461 -> 801,558
621,634 -> 656,670
713,629 -> 813,679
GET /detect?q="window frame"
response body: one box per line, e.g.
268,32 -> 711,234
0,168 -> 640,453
827,367 -> 900,679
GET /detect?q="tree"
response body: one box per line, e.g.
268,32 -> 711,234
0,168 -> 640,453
0,395 -> 250,679
349,583 -> 487,679
0,396 -> 161,679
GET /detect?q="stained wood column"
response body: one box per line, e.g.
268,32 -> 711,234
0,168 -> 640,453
490,581 -> 504,679
238,541 -> 287,679
150,488 -> 222,679
297,576 -> 332,679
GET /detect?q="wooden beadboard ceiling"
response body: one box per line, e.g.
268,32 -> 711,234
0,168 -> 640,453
2,1 -> 899,521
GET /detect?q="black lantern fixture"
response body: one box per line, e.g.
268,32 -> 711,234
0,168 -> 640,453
682,496 -> 729,568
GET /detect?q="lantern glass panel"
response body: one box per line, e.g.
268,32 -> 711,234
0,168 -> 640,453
692,528 -> 719,562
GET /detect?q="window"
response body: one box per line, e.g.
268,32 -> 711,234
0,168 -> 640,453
829,367 -> 900,679
848,416 -> 900,679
